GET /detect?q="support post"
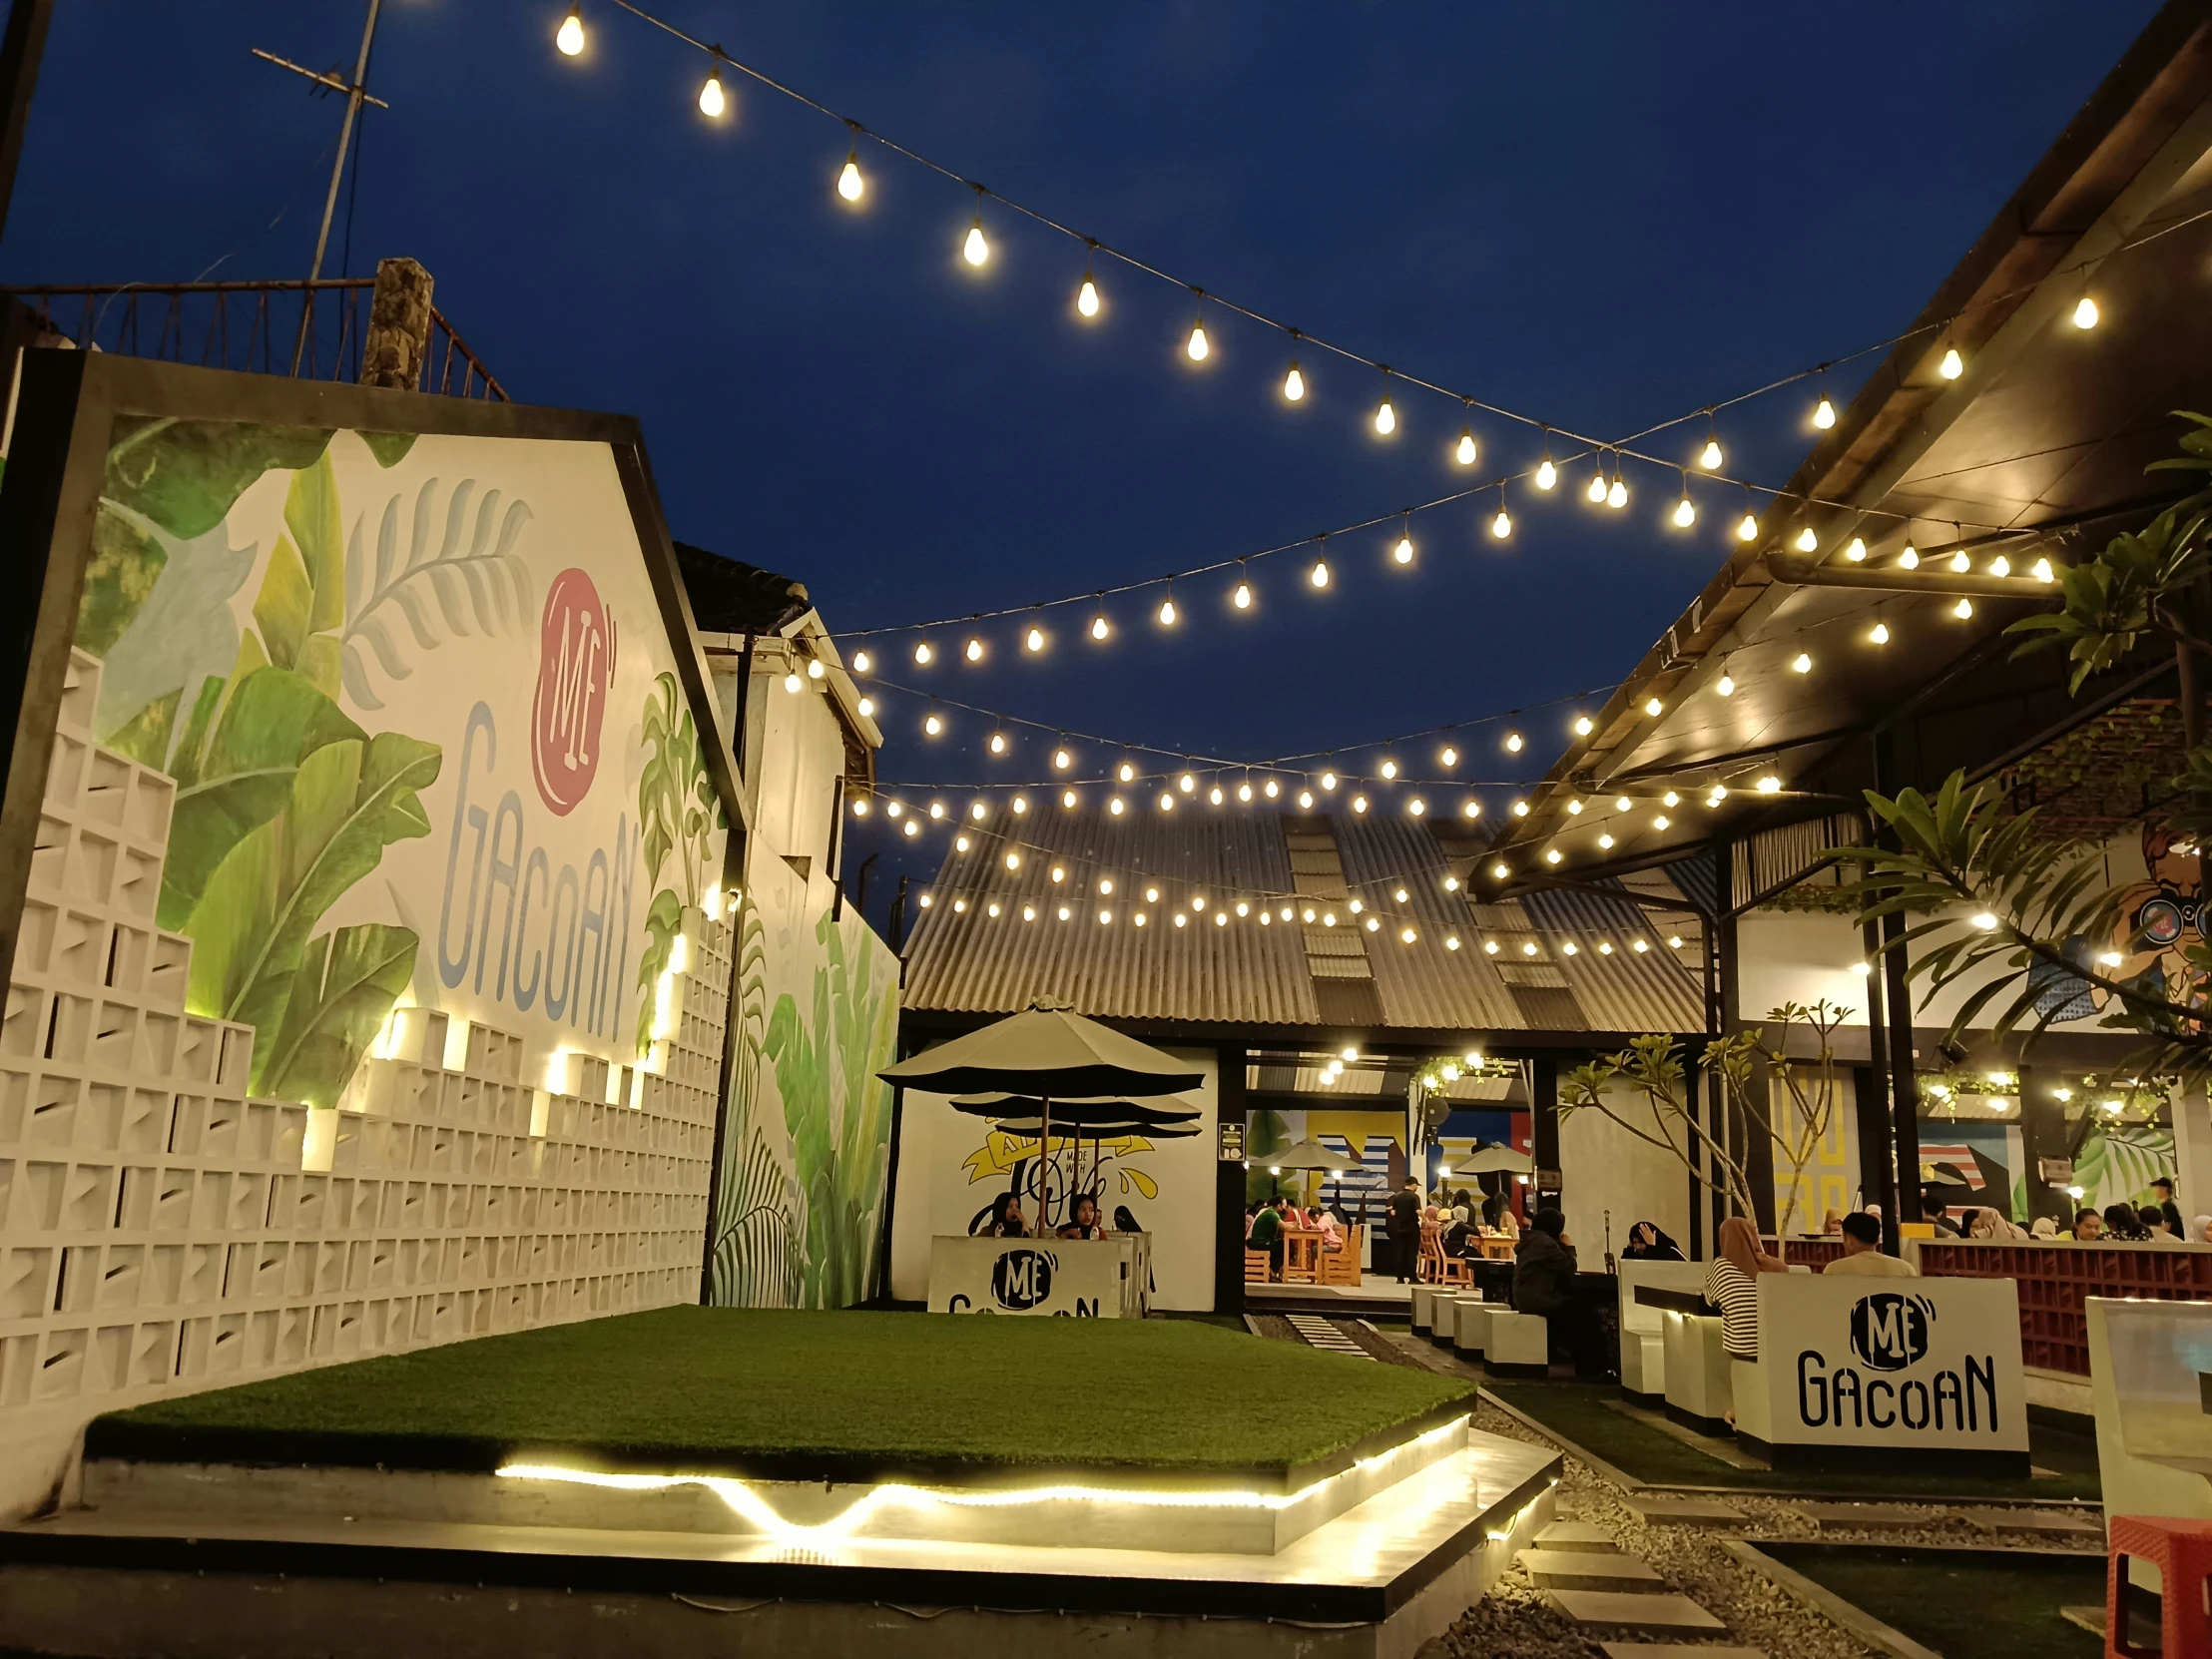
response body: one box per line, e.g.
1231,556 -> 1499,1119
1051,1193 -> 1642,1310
1859,902 -> 1902,1252
1215,1043 -> 1249,1315
2015,1065 -> 2072,1229
358,257 -> 434,389
1531,1052 -> 1560,1212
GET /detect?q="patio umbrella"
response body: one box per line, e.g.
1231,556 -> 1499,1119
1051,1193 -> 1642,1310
879,999 -> 1202,1226
955,1092 -> 1202,1213
1459,1144 -> 1533,1174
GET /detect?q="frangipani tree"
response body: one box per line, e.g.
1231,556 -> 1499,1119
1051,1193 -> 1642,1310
1558,1000 -> 1851,1249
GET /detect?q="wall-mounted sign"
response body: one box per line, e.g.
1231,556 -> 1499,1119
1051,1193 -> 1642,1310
927,1235 -> 1144,1318
2038,1157 -> 2075,1184
1219,1120 -> 1246,1162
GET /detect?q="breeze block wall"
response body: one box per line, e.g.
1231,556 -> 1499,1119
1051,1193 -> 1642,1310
0,652 -> 730,1516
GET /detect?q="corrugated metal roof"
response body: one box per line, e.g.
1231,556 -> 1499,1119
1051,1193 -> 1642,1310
903,811 -> 1707,1035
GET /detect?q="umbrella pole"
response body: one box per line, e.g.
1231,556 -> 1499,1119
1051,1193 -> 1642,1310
1040,1096 -> 1053,1234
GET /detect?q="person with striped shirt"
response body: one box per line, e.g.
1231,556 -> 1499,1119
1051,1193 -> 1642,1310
1704,1216 -> 1786,1361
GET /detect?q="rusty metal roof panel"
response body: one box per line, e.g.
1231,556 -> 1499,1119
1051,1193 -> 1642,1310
1330,814 -> 1525,1030
900,809 -> 1321,1025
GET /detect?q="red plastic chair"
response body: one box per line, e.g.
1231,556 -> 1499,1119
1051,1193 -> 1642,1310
2108,1515 -> 2212,1659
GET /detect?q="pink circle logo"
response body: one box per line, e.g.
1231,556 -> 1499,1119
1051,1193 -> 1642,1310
531,567 -> 617,816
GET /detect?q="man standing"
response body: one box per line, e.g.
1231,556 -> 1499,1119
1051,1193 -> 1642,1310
1386,1178 -> 1422,1283
2151,1177 -> 2185,1239
1822,1211 -> 1917,1276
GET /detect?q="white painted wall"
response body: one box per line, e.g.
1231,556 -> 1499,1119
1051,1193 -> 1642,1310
1558,1083 -> 1693,1263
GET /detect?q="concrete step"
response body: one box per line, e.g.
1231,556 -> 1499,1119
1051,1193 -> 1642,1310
1624,1495 -> 1745,1526
1965,1508 -> 2103,1538
1601,1646 -> 1766,1659
1546,1590 -> 1728,1635
1517,1548 -> 1665,1594
1788,1501 -> 1951,1531
1534,1520 -> 1621,1553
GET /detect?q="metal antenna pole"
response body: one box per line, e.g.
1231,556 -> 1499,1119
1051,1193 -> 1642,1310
289,0 -> 381,373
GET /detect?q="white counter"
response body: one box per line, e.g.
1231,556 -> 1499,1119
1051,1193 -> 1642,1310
927,1234 -> 1151,1318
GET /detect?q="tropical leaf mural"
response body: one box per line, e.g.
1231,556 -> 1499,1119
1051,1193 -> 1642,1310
2073,1123 -> 2177,1213
635,671 -> 723,1056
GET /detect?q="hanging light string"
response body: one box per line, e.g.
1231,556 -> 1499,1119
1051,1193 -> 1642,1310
558,2 -> 2162,651
887,808 -> 1698,959
845,670 -> 1620,774
575,1 -> 2205,479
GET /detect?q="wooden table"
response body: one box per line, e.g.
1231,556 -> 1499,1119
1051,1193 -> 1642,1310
1281,1228 -> 1324,1283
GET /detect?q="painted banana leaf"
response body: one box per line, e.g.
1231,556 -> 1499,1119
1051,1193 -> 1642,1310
257,923 -> 418,1107
634,886 -> 684,1058
183,727 -> 441,1054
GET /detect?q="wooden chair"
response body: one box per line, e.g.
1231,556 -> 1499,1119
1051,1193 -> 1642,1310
1244,1249 -> 1273,1283
1420,1224 -> 1472,1287
1318,1225 -> 1363,1287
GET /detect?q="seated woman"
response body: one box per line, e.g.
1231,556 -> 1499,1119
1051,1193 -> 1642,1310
2103,1202 -> 2150,1241
1620,1221 -> 1685,1261
1704,1216 -> 1785,1362
1440,1206 -> 1475,1258
1317,1209 -> 1344,1252
983,1192 -> 1027,1238
1058,1193 -> 1106,1240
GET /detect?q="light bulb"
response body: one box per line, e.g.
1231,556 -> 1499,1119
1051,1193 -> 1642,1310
807,658 -> 825,680
783,672 -> 802,694
963,636 -> 983,662
1187,322 -> 1210,362
1700,437 -> 1723,470
1352,795 -> 1369,814
964,219 -> 989,267
1053,748 -> 1071,770
923,714 -> 942,736
1870,622 -> 1890,645
837,153 -> 864,203
988,733 -> 1007,755
1393,533 -> 1414,565
1233,581 -> 1253,609
1505,731 -> 1524,753
1440,746 -> 1458,768
856,696 -> 874,718
884,802 -> 902,820
1310,559 -> 1330,588
1607,477 -> 1628,509
2032,557 -> 2054,583
1939,347 -> 1963,379
1757,775 -> 1782,794
1535,458 -> 1557,490
699,73 -> 727,118
1673,496 -> 1696,528
1263,779 -> 1279,799
1025,626 -> 1045,653
1900,545 -> 1920,570
1237,782 -> 1253,802
1455,428 -> 1477,465
1717,673 -> 1734,697
1491,508 -> 1512,539
851,649 -> 872,674
1846,538 -> 1867,562
1179,772 -> 1196,794
1813,396 -> 1836,429
556,5 -> 585,56
2072,295 -> 2099,329
1795,527 -> 1818,552
1091,614 -> 1110,641
1066,791 -> 1080,810
1598,833 -> 1614,848
1321,771 -> 1338,790
1298,791 -> 1314,809
1949,550 -> 1970,573
1077,276 -> 1100,318
1737,511 -> 1760,542
1511,800 -> 1528,817
1571,716 -> 1593,737
1792,652 -> 1812,674
1210,786 -> 1224,806
913,640 -> 933,665
1989,556 -> 2010,578
1567,798 -> 1584,814
1709,785 -> 1727,802
1118,762 -> 1135,783
1380,759 -> 1398,780
1158,597 -> 1177,627
1011,796 -> 1027,815
1374,397 -> 1396,435
1283,361 -> 1305,401
1615,796 -> 1631,811
1587,471 -> 1608,503
1490,861 -> 1509,879
1954,597 -> 1974,619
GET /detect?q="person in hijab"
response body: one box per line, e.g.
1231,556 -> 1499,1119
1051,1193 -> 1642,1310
1621,1222 -> 1685,1261
1967,1207 -> 2027,1241
1822,1211 -> 1845,1235
1114,1205 -> 1143,1235
2029,1217 -> 2060,1238
2190,1214 -> 2212,1244
1511,1209 -> 1604,1377
983,1191 -> 1028,1238
1442,1206 -> 1476,1258
1704,1216 -> 1786,1361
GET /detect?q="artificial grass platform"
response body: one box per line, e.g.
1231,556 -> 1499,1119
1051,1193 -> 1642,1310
90,1308 -> 1473,1480
1484,1380 -> 2101,1501
1759,1542 -> 2103,1659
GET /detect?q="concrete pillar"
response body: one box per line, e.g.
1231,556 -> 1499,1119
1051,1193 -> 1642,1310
1531,1052 -> 1560,1213
2171,1080 -> 2212,1226
2016,1066 -> 2073,1228
359,257 -> 434,389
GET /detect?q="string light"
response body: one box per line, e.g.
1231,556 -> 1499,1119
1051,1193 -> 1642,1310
1953,597 -> 1974,619
1699,419 -> 1723,470
989,733 -> 1008,755
1795,527 -> 1818,552
1899,544 -> 1920,569
963,215 -> 989,268
556,4 -> 585,55
1870,621 -> 1890,645
1393,516 -> 1415,565
1939,346 -> 1964,379
852,649 -> 872,674
1310,555 -> 1331,588
1374,370 -> 1397,436
1989,555 -> 2010,578
1491,485 -> 1513,541
2072,295 -> 2099,329
1606,470 -> 1627,511
964,636 -> 985,662
1282,359 -> 1306,402
1672,474 -> 1696,529
1846,537 -> 1867,562
1948,550 -> 1971,573
1158,592 -> 1178,627
1586,464 -> 1608,505
1812,393 -> 1836,430
1090,609 -> 1111,642
698,72 -> 728,119
837,149 -> 864,203
1791,651 -> 1812,673
1186,296 -> 1211,362
913,640 -> 934,666
1077,265 -> 1102,318
1571,716 -> 1593,736
1535,433 -> 1557,490
1736,506 -> 1760,542
1505,731 -> 1524,753
1025,626 -> 1046,653
1454,424 -> 1478,466
2032,556 -> 2054,583
1716,671 -> 1734,696
923,713 -> 943,736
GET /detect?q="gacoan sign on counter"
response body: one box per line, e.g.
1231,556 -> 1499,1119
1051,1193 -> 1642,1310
1734,1275 -> 2029,1473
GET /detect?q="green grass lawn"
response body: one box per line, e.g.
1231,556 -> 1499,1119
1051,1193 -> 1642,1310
1759,1543 -> 2104,1659
93,1308 -> 1471,1475
1484,1381 -> 2100,1500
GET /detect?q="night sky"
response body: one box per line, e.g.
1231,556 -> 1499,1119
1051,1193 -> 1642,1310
4,1 -> 2165,926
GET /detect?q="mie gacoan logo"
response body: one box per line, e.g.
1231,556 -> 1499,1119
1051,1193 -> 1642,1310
991,1248 -> 1058,1310
1849,1292 -> 1934,1372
